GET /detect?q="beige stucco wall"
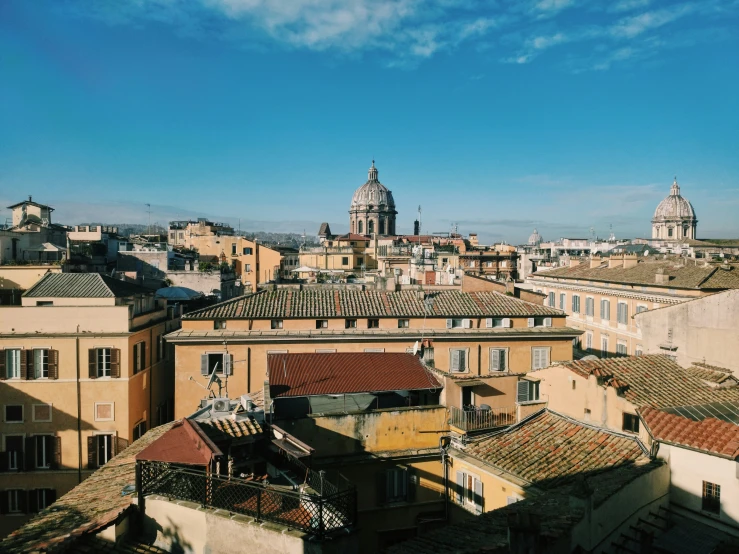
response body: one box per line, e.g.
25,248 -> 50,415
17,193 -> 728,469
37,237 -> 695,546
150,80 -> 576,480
635,289 -> 739,371
141,496 -> 358,554
658,443 -> 739,532
0,266 -> 62,290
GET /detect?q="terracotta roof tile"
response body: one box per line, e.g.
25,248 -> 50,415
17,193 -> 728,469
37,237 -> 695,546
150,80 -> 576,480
1,422 -> 176,554
534,260 -> 739,290
185,289 -> 562,320
556,355 -> 739,409
268,352 -> 441,397
196,416 -> 263,442
640,406 -> 739,459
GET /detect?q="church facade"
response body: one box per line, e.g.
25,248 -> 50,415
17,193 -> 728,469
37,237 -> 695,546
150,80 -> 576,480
349,161 -> 397,237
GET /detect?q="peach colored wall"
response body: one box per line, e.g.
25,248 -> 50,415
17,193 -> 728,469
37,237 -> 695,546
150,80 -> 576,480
0,266 -> 62,290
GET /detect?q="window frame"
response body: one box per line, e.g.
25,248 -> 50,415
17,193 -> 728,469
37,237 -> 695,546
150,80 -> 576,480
4,404 -> 23,424
5,349 -> 22,380
617,302 -> 629,325
572,295 -> 580,314
95,433 -> 115,467
94,402 -> 115,422
559,293 -> 565,310
32,403 -> 52,423
531,347 -> 550,370
34,434 -> 54,469
517,380 -> 540,403
33,349 -> 49,379
397,319 -> 410,328
702,481 -> 721,515
316,319 -> 329,329
96,348 -> 112,378
271,319 -> 283,329
622,412 -> 640,434
345,319 -> 357,329
367,318 -> 380,329
7,489 -> 24,514
489,348 -> 508,372
133,341 -> 146,374
449,348 -> 469,373
3,435 -> 25,471
455,470 -> 483,514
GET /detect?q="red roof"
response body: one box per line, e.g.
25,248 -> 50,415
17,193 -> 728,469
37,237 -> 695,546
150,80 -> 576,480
640,406 -> 739,459
335,233 -> 369,241
136,419 -> 220,465
268,352 -> 440,397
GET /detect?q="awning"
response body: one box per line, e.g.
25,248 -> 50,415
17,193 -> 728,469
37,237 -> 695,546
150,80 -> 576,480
271,438 -> 312,459
456,379 -> 486,387
24,242 -> 63,252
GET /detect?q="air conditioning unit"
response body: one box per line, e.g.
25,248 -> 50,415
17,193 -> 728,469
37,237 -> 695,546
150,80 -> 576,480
212,399 -> 230,413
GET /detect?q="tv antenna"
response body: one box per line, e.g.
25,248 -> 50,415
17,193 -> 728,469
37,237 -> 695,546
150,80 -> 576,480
418,205 -> 422,235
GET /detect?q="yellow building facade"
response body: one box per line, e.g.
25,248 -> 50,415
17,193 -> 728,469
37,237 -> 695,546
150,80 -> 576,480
0,273 -> 178,537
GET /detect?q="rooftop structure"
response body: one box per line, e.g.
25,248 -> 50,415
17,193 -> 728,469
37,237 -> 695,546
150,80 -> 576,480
349,161 -> 397,236
652,177 -> 697,241
22,272 -> 150,299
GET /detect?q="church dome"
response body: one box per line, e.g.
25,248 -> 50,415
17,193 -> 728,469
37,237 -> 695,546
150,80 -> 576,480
528,228 -> 542,245
653,178 -> 696,220
351,162 -> 396,210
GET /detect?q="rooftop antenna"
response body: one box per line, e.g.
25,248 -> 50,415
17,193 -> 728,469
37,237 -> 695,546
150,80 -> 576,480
418,205 -> 422,235
145,204 -> 152,239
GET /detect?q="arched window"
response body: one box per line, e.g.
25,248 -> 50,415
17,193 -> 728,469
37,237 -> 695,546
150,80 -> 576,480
368,220 -> 375,235
358,221 -> 363,234
379,219 -> 385,235
683,225 -> 689,237
668,227 -> 673,237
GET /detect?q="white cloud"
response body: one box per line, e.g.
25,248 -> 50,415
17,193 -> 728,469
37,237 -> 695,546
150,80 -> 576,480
608,0 -> 652,13
610,4 -> 695,38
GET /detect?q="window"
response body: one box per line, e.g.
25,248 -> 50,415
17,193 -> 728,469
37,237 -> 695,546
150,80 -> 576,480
200,353 -> 232,375
342,257 -> 349,265
572,295 -> 580,313
531,347 -> 550,370
486,318 -> 508,328
601,337 -> 608,357
364,348 -> 385,353
345,319 -> 357,329
30,489 -> 56,513
34,435 -> 56,469
6,490 -> 25,514
398,319 -> 409,328
95,348 -> 111,377
377,467 -> 411,504
316,320 -> 328,329
585,297 -> 594,317
616,342 -> 627,356
635,345 -> 643,356
422,346 -> 434,367
245,264 -> 252,272
617,302 -> 628,324
600,299 -> 610,320
368,319 -> 380,329
668,227 -> 673,237
231,244 -> 237,255
455,471 -> 483,514
271,319 -> 283,329
517,380 -> 540,402
527,317 -> 552,328
585,333 -> 592,351
243,247 -> 252,255
133,421 -> 147,441
636,305 -> 647,314
36,301 -> 53,306
702,481 -> 721,514
214,320 -> 227,330
133,341 -> 146,374
446,319 -> 471,329
33,404 -> 52,422
5,405 -> 23,423
5,349 -> 22,379
548,292 -> 555,307
450,349 -> 468,373
490,348 -> 507,372
4,436 -> 23,470
622,413 -> 639,433
94,434 -> 114,467
559,293 -> 565,310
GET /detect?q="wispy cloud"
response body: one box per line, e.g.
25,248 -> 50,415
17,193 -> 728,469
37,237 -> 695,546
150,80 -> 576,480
61,0 -> 739,71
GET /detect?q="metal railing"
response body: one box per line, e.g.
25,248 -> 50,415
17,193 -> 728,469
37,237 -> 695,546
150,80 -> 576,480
449,405 -> 516,432
138,461 -> 356,539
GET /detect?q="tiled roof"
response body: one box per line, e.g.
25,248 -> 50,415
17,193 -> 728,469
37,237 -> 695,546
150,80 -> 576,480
464,410 -> 647,489
1,422 -> 176,554
533,260 -> 739,290
334,233 -> 368,241
184,289 -> 562,320
136,419 -> 217,465
68,535 -> 169,553
388,458 -> 662,554
196,416 -> 263,442
556,356 -> 739,409
640,406 -> 739,459
686,362 -> 736,385
23,273 -> 151,298
268,352 -> 441,397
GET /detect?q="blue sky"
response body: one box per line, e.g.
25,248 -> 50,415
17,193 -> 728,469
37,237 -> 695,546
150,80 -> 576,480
1,0 -> 738,244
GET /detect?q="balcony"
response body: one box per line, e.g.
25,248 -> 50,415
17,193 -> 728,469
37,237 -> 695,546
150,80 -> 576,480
449,405 -> 516,433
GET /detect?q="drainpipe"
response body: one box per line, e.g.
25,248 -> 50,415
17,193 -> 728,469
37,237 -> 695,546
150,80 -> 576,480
439,436 -> 451,521
149,326 -> 153,431
76,325 -> 82,483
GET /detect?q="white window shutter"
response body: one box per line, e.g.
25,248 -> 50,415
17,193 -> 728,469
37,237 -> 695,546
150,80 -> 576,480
456,471 -> 464,503
486,318 -> 492,328
544,317 -> 552,327
491,349 -> 500,371
224,354 -> 233,376
451,350 -> 460,371
465,319 -> 473,329
527,318 -> 535,328
517,380 -> 529,403
200,354 -> 209,376
474,479 -> 483,514
542,348 -> 549,367
459,350 -> 466,371
504,318 -> 512,328
446,319 -> 452,329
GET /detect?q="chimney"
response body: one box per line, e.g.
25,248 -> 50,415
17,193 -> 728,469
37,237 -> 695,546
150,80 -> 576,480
608,254 -> 624,269
469,233 -> 478,247
655,268 -> 671,284
413,220 -> 420,236
623,254 -> 638,269
569,259 -> 581,268
589,255 -> 602,269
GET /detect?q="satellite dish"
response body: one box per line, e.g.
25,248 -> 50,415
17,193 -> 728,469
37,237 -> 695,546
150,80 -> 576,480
412,341 -> 420,355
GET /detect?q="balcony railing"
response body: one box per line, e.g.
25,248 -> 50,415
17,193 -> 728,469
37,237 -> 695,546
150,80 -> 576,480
138,461 -> 356,539
449,405 -> 516,432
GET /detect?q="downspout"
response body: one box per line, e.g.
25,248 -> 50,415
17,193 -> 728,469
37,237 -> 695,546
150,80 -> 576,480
149,326 -> 153,430
439,436 -> 451,521
76,325 -> 82,483
247,347 -> 252,393
477,345 -> 481,376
